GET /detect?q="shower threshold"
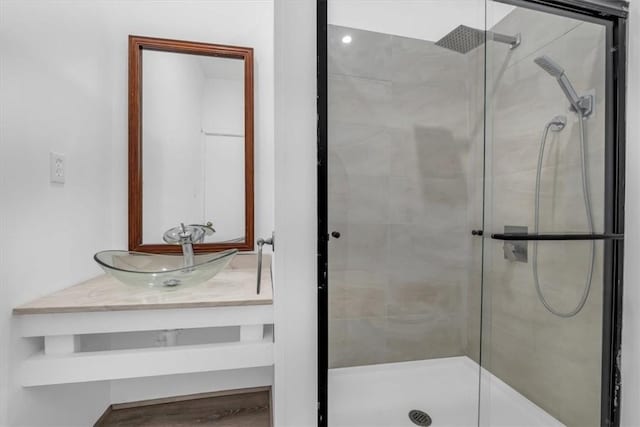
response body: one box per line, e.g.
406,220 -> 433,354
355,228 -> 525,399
328,356 -> 564,427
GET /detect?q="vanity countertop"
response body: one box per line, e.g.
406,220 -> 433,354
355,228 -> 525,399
13,254 -> 272,315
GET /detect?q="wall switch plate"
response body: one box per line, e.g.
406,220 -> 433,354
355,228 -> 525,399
49,152 -> 65,184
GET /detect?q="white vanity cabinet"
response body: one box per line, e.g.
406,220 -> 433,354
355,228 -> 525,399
13,254 -> 273,387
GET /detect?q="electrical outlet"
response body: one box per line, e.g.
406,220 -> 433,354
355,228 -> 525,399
49,152 -> 65,184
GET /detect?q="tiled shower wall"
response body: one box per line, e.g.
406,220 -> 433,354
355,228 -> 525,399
327,25 -> 478,367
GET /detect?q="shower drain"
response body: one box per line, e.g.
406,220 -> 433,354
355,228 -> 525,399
408,409 -> 432,426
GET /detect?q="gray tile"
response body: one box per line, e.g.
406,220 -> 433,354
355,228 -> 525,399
328,223 -> 389,273
328,126 -> 392,177
329,270 -> 388,320
328,25 -> 392,81
328,74 -> 391,126
328,189 -> 349,224
329,317 -> 387,368
385,314 -> 465,362
330,284 -> 387,320
389,82 -> 469,135
344,175 -> 390,224
329,121 -> 390,149
489,165 -> 605,233
388,176 -> 468,228
488,7 -> 583,71
386,279 -> 464,317
388,224 -> 469,278
390,35 -> 470,85
390,127 -> 469,180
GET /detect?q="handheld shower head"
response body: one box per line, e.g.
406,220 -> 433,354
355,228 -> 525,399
534,55 -> 564,78
533,55 -> 593,117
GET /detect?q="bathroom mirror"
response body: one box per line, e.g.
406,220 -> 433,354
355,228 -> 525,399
129,35 -> 254,253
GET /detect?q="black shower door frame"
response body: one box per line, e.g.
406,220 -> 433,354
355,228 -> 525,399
316,1 -> 628,426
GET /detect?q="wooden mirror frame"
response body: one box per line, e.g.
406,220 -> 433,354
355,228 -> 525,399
128,35 -> 254,253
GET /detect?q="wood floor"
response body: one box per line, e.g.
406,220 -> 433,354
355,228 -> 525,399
95,389 -> 271,426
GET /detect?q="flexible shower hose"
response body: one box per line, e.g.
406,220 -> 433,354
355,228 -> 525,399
532,115 -> 595,318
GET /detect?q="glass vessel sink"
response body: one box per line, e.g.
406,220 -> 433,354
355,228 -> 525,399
94,249 -> 237,289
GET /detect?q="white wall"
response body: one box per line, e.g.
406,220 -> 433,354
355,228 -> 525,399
0,2 -> 115,424
204,133 -> 246,242
273,0 -> 317,425
0,1 -> 274,425
202,77 -> 246,242
202,76 -> 245,135
142,50 -> 206,242
622,1 -> 640,426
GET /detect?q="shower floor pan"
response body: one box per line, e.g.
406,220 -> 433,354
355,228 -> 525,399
328,356 -> 564,427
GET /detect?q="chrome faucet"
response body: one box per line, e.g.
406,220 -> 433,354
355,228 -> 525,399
163,222 -> 215,268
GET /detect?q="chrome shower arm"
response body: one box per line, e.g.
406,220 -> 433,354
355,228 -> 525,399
490,31 -> 521,49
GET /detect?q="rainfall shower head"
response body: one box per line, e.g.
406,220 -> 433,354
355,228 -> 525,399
435,25 -> 520,54
435,25 -> 483,54
533,55 -> 593,117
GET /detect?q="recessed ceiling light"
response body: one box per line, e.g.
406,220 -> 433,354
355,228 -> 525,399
341,35 -> 352,44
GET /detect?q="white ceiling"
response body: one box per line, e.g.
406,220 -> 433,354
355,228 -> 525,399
328,0 -> 515,42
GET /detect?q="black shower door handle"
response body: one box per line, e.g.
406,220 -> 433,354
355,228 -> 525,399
490,233 -> 624,241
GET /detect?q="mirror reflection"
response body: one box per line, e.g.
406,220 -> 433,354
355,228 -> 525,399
141,51 -> 246,245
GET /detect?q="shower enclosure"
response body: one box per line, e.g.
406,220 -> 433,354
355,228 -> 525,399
317,0 -> 627,426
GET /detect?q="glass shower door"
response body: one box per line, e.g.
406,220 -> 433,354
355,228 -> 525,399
480,1 -> 616,426
324,1 -> 488,425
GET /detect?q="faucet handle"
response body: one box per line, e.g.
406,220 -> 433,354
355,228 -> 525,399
178,223 -> 190,238
163,223 -> 209,244
186,222 -> 215,243
256,232 -> 275,294
190,221 -> 215,235
257,233 -> 274,249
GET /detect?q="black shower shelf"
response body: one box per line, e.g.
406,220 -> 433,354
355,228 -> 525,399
490,233 -> 624,241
